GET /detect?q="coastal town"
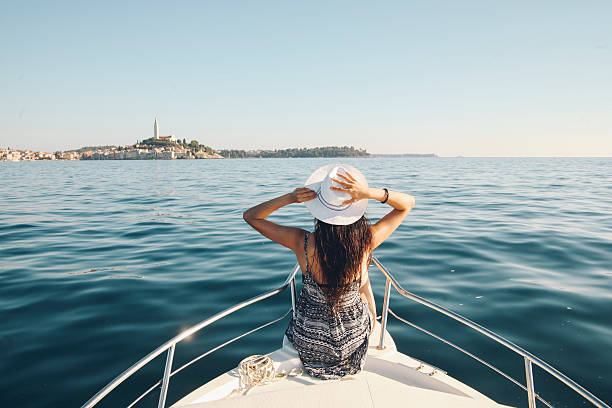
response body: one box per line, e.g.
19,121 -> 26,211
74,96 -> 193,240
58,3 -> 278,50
1,118 -> 223,161
0,145 -> 225,161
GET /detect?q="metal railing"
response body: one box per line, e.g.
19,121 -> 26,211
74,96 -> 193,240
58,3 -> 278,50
81,258 -> 610,408
370,257 -> 610,408
81,264 -> 300,408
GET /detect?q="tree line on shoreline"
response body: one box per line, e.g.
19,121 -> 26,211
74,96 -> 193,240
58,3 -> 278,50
217,146 -> 370,158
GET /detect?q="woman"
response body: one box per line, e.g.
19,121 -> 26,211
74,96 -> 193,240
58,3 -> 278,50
243,164 -> 415,379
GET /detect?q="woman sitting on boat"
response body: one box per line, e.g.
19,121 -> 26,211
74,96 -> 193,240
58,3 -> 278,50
244,164 -> 415,379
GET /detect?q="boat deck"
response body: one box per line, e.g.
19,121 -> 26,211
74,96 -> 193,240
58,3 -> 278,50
172,324 -> 514,408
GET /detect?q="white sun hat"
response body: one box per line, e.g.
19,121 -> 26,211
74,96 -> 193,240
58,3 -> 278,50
304,164 -> 368,225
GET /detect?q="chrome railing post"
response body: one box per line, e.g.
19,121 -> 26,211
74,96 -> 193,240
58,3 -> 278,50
378,278 -> 391,349
158,345 -> 175,408
290,276 -> 297,317
524,357 -> 536,408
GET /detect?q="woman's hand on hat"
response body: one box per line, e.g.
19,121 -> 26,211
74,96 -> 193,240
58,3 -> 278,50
290,187 -> 317,203
331,171 -> 369,205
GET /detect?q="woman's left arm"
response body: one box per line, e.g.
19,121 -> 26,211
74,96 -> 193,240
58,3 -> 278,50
243,188 -> 317,252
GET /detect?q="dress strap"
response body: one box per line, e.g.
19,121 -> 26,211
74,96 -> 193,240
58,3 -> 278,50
304,231 -> 311,274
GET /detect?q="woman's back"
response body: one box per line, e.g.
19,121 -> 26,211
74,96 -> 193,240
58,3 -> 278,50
285,232 -> 372,379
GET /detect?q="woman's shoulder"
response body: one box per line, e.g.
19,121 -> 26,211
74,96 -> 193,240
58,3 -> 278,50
290,228 -> 310,253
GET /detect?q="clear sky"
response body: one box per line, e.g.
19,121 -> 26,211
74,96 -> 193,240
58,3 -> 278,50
1,1 -> 610,156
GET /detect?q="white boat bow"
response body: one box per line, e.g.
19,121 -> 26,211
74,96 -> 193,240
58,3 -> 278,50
172,325 -> 514,408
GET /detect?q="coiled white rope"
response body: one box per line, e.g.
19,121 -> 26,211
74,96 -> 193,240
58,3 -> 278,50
234,354 -> 303,395
238,355 -> 276,389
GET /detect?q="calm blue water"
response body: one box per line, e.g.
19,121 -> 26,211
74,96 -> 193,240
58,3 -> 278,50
1,158 -> 611,408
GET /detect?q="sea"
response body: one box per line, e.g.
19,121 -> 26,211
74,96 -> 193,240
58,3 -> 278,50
1,157 -> 610,408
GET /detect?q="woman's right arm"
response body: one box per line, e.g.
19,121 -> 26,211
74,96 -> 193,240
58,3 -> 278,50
368,187 -> 415,249
330,172 -> 415,250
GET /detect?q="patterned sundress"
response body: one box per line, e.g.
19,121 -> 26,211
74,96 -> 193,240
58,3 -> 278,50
285,232 -> 372,379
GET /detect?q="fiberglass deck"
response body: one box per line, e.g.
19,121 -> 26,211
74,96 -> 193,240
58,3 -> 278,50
172,324 -> 514,408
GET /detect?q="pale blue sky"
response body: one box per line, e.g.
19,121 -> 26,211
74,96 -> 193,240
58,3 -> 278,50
1,1 -> 610,156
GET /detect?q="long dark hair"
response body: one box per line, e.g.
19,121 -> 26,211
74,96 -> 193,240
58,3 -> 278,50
312,215 -> 372,313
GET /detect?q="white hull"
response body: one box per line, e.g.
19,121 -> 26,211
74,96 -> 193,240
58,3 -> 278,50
172,324 -> 513,408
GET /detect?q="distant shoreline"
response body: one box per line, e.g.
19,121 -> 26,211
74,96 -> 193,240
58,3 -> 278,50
369,153 -> 437,158
0,153 -> 440,161
220,154 -> 438,159
2,144 -> 438,161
